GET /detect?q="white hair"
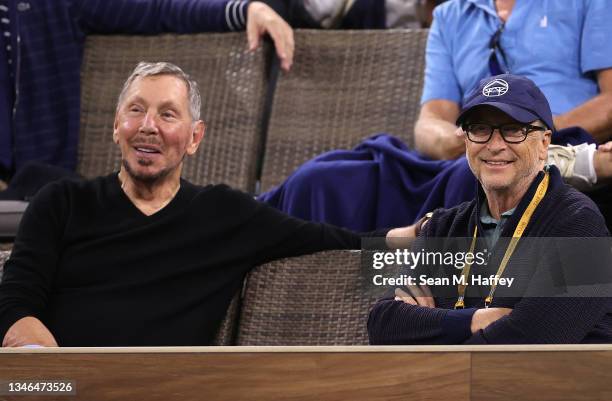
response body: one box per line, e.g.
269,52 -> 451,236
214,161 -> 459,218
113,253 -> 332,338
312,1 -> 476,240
116,61 -> 201,121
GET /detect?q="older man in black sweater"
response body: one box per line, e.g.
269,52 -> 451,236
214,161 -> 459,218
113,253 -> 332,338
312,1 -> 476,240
0,62 -> 387,347
369,75 -> 612,344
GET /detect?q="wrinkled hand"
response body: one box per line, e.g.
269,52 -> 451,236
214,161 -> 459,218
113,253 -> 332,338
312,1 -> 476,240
2,316 -> 58,347
247,1 -> 294,72
394,287 -> 435,308
470,308 -> 512,334
594,141 -> 612,183
441,127 -> 467,160
386,213 -> 433,248
385,224 -> 418,249
598,141 -> 612,152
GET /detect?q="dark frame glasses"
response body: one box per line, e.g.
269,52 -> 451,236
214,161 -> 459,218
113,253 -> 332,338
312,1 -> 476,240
463,123 -> 547,144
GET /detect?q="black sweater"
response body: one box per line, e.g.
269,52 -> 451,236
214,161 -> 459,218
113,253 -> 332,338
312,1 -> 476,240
368,167 -> 612,344
0,174 -> 362,346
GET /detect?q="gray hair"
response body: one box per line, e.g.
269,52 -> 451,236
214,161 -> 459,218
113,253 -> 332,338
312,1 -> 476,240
116,61 -> 202,121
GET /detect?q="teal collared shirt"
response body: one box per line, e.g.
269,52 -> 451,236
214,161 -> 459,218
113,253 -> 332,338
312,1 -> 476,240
480,202 -> 515,249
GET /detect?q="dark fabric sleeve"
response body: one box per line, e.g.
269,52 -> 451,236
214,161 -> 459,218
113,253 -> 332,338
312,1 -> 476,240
464,297 -> 612,344
367,297 -> 476,344
0,183 -> 68,343
367,216 -> 477,345
74,0 -> 247,34
465,207 -> 612,344
247,196 -> 364,266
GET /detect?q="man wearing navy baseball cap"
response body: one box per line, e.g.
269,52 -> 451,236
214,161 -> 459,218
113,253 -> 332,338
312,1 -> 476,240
457,74 -> 555,133
369,75 -> 612,344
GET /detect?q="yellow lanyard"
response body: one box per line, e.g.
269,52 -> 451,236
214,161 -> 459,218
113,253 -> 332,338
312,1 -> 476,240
454,172 -> 549,309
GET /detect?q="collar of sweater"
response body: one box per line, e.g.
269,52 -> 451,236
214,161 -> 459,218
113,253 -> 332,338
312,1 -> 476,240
472,165 -> 562,239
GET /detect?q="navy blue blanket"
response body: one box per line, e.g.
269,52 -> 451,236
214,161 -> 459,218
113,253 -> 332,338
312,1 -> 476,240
259,127 -> 595,232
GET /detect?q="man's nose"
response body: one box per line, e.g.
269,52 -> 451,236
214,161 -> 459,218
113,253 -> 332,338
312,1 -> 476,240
487,129 -> 507,151
139,112 -> 158,134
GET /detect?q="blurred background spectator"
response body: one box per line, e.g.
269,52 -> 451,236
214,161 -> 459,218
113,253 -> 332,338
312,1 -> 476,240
0,0 -> 292,187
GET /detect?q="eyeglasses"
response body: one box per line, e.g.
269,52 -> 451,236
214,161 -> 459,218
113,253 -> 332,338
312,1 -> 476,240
489,23 -> 509,75
463,123 -> 546,144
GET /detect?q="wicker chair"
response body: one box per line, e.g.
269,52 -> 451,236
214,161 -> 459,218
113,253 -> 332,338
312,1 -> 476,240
79,33 -> 270,193
0,251 -> 9,279
237,250 -> 385,345
259,29 -> 429,192
211,293 -> 241,346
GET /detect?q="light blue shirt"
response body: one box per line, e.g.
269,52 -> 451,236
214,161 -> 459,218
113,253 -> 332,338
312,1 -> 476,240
421,0 -> 612,116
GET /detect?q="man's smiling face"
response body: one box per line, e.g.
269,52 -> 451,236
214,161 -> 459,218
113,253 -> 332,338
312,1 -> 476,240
463,106 -> 550,194
113,74 -> 203,183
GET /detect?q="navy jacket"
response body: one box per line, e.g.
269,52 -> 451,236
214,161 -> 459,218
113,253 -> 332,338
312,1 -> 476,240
368,166 -> 612,344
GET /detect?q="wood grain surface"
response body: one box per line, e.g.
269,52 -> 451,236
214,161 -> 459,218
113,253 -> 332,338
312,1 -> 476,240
2,347 -> 611,401
0,351 -> 470,401
472,351 -> 612,401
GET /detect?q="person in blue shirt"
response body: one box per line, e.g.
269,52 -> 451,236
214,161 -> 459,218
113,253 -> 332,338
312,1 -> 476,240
416,0 -> 612,160
261,0 -> 612,234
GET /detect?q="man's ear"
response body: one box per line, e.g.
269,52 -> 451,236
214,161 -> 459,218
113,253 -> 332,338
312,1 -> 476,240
113,116 -> 120,144
539,129 -> 552,161
186,120 -> 206,156
458,126 -> 470,146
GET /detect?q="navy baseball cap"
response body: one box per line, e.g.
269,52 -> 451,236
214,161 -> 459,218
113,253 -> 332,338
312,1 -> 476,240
456,74 -> 555,132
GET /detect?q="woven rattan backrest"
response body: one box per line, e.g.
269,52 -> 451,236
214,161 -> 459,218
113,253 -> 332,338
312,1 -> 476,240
0,251 -> 9,280
259,29 -> 429,192
237,250 -> 382,345
79,33 -> 269,192
211,292 -> 241,346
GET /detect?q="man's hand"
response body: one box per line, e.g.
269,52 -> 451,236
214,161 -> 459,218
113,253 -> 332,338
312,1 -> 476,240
2,316 -> 58,347
385,224 -> 418,248
386,213 -> 433,248
599,141 -> 612,152
594,141 -> 612,184
470,308 -> 512,334
394,287 -> 435,308
414,99 -> 465,160
247,1 -> 294,72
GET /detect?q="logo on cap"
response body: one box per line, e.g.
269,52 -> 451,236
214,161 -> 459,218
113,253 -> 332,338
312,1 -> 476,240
482,79 -> 509,97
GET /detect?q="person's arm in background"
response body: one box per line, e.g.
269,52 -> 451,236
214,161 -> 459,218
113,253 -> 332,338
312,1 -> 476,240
246,1 -> 294,71
75,0 -> 294,71
413,5 -> 465,160
554,69 -> 612,143
554,0 -> 612,143
414,99 -> 464,160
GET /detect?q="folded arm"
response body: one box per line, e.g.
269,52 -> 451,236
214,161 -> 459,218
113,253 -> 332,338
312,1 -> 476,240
368,292 -> 511,345
368,297 -> 476,345
465,297 -> 612,344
